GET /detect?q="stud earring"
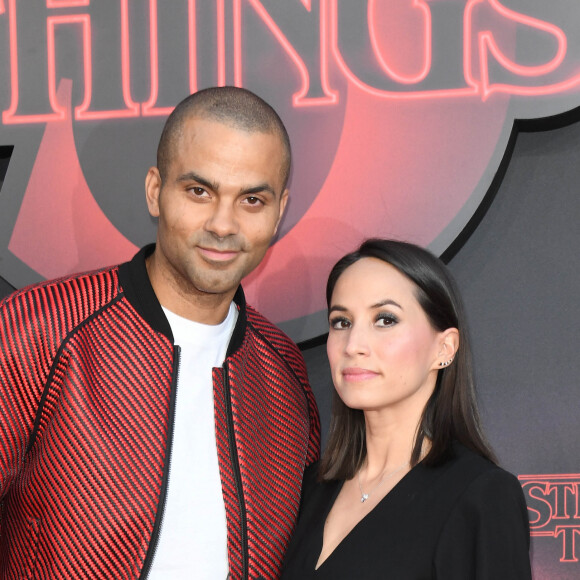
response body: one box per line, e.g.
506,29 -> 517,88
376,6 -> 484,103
439,358 -> 453,367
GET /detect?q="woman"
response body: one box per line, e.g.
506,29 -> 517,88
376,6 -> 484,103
282,239 -> 531,579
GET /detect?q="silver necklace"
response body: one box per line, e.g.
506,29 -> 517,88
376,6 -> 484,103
357,462 -> 409,503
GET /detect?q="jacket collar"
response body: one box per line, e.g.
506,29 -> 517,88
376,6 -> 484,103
118,244 -> 248,355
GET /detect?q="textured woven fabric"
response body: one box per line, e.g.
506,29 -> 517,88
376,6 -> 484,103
0,248 -> 320,579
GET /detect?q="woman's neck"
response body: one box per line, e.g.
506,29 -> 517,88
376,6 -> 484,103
362,408 -> 424,478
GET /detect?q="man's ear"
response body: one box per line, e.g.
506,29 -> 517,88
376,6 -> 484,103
274,188 -> 289,235
145,167 -> 162,218
434,328 -> 460,370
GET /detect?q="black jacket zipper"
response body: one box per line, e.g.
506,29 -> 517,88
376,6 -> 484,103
223,361 -> 249,580
139,345 -> 181,579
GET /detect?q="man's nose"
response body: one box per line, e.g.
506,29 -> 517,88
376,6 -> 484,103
205,200 -> 239,238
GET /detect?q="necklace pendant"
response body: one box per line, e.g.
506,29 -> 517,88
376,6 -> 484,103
360,493 -> 369,503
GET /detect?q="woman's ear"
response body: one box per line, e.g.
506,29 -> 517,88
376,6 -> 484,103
434,328 -> 460,369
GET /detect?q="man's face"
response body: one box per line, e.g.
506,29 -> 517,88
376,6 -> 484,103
146,116 -> 288,305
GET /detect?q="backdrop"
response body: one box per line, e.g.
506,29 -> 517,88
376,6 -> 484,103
1,2 -> 580,577
303,113 -> 580,578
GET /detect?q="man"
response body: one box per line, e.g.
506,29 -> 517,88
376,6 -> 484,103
0,87 -> 320,579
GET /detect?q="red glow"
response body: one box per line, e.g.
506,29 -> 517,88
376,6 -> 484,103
481,2 -> 565,77
465,0 -> 580,100
368,0 -> 431,84
329,0 -> 476,100
555,527 -> 580,563
520,474 -> 579,523
331,0 -> 579,101
519,474 -> 580,563
520,474 -> 580,480
233,0 -> 242,86
1,0 -> 578,122
3,0 -> 63,124
3,0 -> 139,124
142,0 -> 165,115
75,0 -> 139,119
8,80 -> 137,278
47,15 -> 91,119
234,0 -> 338,105
317,0 -> 338,106
142,0 -> 173,116
142,0 -> 198,116
217,0 -> 226,86
46,0 -> 89,6
483,73 -> 580,99
189,0 -> 197,94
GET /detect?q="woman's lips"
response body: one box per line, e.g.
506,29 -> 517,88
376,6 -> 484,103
342,367 -> 380,382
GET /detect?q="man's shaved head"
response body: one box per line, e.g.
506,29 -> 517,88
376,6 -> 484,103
157,86 -> 292,190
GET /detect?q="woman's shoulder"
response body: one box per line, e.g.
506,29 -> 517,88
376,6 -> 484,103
439,442 -> 526,509
448,441 -> 519,480
432,445 -> 532,578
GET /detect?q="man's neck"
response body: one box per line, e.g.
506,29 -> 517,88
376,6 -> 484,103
146,255 -> 236,325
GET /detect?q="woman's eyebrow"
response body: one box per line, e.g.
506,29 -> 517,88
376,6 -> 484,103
329,299 -> 403,314
371,299 -> 402,310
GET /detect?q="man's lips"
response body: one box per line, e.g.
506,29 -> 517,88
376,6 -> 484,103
198,246 -> 240,262
341,367 -> 380,382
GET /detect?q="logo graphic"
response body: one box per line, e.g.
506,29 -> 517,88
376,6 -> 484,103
520,474 -> 580,574
0,0 -> 579,342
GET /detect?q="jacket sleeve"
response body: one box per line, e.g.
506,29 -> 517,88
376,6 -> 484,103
433,468 -> 532,579
0,293 -> 49,499
239,305 -> 321,466
302,368 -> 321,466
271,321 -> 320,466
0,269 -> 119,500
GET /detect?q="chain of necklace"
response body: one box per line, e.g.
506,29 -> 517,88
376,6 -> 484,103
357,461 -> 409,503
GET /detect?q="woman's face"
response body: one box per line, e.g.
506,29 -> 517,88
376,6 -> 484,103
327,257 -> 447,415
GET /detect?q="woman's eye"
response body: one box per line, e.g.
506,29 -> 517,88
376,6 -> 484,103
329,317 -> 351,330
376,314 -> 398,327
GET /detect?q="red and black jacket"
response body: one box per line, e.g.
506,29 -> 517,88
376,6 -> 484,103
0,245 -> 320,579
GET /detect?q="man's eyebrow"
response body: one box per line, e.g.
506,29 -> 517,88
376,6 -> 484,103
176,171 -> 218,191
242,183 -> 277,197
176,171 -> 277,197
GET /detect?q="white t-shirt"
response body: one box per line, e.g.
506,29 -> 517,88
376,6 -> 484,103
148,303 -> 238,579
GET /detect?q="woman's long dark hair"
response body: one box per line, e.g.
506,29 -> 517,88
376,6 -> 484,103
319,239 -> 496,482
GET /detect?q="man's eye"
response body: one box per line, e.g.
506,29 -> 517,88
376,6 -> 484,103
243,196 -> 263,206
190,187 -> 207,196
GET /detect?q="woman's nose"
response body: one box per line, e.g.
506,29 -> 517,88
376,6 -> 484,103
343,324 -> 370,356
